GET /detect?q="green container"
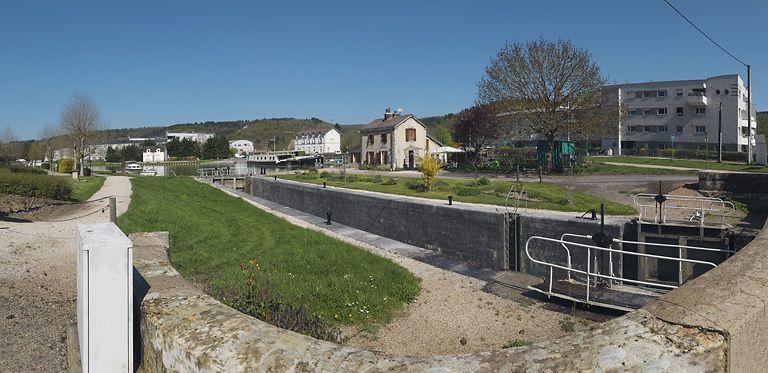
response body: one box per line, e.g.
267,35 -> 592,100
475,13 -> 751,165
537,140 -> 575,169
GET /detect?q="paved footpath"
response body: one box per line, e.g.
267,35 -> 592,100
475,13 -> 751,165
599,161 -> 700,171
0,176 -> 132,372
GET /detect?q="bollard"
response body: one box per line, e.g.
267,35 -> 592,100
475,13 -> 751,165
538,166 -> 542,183
323,181 -> 327,188
326,211 -> 332,225
274,175 -> 277,181
109,197 -> 117,223
448,195 -> 453,205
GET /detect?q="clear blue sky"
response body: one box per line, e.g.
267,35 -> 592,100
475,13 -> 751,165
2,0 -> 766,140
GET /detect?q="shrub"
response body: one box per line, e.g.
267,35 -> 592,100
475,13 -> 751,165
319,171 -> 332,178
0,169 -> 72,200
405,180 -> 427,192
477,176 -> 490,185
83,167 -> 92,177
418,151 -> 442,191
5,165 -> 47,174
371,174 -> 383,184
502,339 -> 532,348
456,186 -> 481,196
58,159 -> 75,173
381,177 -> 399,185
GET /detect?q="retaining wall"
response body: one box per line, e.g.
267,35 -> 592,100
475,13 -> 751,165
699,170 -> 768,199
247,176 -> 626,276
248,176 -> 511,269
132,231 -> 729,371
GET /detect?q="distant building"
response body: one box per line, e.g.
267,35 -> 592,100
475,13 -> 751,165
142,146 -> 166,163
294,127 -> 341,155
603,74 -> 757,153
229,139 -> 254,157
166,132 -> 215,143
360,108 -> 445,170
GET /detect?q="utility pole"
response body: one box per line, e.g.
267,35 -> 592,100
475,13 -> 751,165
747,64 -> 752,164
718,102 -> 723,163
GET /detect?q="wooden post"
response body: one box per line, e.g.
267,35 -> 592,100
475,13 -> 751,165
538,165 -> 542,183
109,197 -> 117,223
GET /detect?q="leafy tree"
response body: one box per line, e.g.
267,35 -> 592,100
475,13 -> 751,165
122,144 -> 143,162
452,104 -> 502,175
478,38 -> 608,172
202,136 -> 230,160
142,139 -> 157,147
105,146 -> 121,162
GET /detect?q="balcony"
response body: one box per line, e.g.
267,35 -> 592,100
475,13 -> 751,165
686,92 -> 707,106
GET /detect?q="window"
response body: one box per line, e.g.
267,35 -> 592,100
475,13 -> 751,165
716,89 -> 721,95
643,91 -> 658,98
405,128 -> 417,142
629,126 -> 641,132
676,88 -> 683,96
658,90 -> 667,97
695,126 -> 706,133
381,134 -> 387,143
367,135 -> 374,145
725,89 -> 730,95
643,108 -> 655,116
628,109 -> 642,116
382,151 -> 388,164
657,108 -> 667,115
676,107 -> 684,116
695,107 -> 706,115
634,91 -> 643,99
644,126 -> 655,132
658,126 -> 668,132
677,126 -> 684,132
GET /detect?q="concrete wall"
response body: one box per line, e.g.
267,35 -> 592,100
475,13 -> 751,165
249,176 -> 511,269
132,231 -> 728,372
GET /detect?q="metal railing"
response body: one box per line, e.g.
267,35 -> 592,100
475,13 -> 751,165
198,167 -> 253,178
633,194 -> 735,228
526,234 -> 733,306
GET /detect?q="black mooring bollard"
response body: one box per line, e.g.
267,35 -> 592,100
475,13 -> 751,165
448,195 -> 453,205
326,211 -> 332,225
274,175 -> 277,181
323,181 -> 327,188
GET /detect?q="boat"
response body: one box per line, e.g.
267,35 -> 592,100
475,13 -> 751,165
247,151 -> 322,169
139,169 -> 157,176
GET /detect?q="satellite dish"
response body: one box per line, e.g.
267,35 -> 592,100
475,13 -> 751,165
396,108 -> 403,113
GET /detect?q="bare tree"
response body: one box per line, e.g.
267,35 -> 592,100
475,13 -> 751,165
39,124 -> 62,170
478,38 -> 610,171
452,104 -> 502,175
59,94 -> 105,176
0,126 -> 21,164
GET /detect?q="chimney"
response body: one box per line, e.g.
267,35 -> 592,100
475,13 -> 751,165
384,107 -> 393,120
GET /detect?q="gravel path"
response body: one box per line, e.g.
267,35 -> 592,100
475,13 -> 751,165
0,176 -> 132,372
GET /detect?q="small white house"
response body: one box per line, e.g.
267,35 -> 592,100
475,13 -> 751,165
229,139 -> 254,157
294,127 -> 341,155
142,146 -> 166,163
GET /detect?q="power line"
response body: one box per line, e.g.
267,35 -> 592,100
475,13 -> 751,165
662,0 -> 747,67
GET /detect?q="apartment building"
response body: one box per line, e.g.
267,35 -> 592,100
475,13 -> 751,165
166,132 -> 215,143
602,74 -> 756,152
294,127 -> 341,154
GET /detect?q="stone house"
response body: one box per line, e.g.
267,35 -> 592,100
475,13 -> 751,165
360,108 -> 445,170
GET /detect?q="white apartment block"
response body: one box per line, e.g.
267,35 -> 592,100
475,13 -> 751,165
603,74 -> 756,153
294,127 -> 341,154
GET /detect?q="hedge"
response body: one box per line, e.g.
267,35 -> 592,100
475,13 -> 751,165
655,149 -> 747,162
5,165 -> 47,175
0,168 -> 72,200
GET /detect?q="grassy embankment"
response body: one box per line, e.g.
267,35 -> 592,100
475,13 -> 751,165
117,177 -> 420,340
593,156 -> 768,173
278,171 -> 636,215
0,165 -> 104,202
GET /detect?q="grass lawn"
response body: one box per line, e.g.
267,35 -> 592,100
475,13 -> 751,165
117,177 -> 420,339
278,171 -> 636,215
574,160 -> 697,175
593,156 -> 768,173
69,175 -> 106,202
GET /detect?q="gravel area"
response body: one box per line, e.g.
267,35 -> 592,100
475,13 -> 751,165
0,176 -> 132,372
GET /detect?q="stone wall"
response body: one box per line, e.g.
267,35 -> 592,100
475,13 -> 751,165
699,170 -> 768,199
248,177 -> 511,269
132,231 -> 728,372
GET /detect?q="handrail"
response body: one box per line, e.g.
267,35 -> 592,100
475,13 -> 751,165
633,193 -> 735,227
526,235 -> 720,305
